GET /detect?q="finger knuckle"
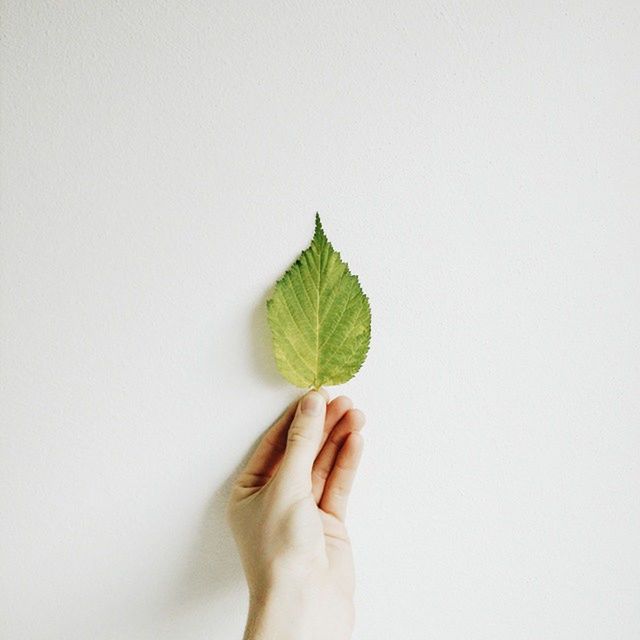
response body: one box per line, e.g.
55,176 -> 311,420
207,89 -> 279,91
312,465 -> 330,481
287,425 -> 313,444
330,484 -> 348,499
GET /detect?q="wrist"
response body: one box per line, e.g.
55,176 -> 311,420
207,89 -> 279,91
244,582 -> 314,640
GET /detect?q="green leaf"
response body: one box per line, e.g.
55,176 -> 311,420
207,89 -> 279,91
266,213 -> 371,389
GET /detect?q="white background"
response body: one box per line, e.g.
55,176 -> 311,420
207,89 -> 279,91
1,2 -> 639,639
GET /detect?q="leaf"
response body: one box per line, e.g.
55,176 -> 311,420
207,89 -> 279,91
266,213 -> 371,389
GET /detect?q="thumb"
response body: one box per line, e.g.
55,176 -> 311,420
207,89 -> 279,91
277,390 -> 327,490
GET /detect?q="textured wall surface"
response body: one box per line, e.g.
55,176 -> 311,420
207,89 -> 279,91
1,2 -> 639,638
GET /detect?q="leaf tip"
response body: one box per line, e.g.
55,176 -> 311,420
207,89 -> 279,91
313,212 -> 326,243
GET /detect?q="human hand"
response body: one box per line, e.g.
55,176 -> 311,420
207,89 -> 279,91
226,390 -> 365,640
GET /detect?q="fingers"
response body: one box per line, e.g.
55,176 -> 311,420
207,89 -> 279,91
239,389 -> 335,488
276,390 -> 328,491
239,398 -> 299,482
320,395 -> 353,449
319,431 -> 364,522
312,408 -> 365,502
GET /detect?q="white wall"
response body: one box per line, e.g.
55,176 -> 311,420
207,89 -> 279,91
1,2 -> 639,638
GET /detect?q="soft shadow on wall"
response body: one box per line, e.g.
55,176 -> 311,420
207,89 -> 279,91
163,289 -> 286,623
249,287 -> 284,388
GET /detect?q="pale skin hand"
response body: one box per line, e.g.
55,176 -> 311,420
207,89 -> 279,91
226,389 -> 365,640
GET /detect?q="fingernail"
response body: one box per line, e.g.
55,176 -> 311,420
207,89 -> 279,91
301,391 -> 324,416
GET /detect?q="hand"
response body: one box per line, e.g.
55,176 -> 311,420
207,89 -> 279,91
226,389 -> 365,640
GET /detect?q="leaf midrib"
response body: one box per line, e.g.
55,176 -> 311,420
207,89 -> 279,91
314,242 -> 322,388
